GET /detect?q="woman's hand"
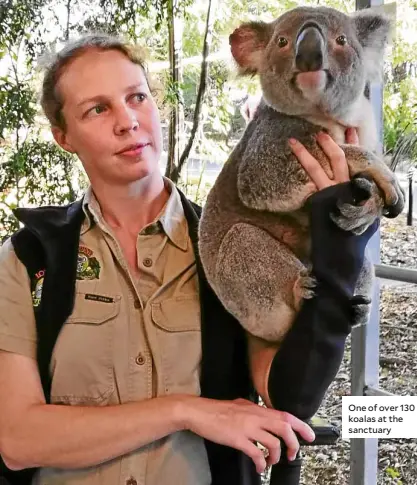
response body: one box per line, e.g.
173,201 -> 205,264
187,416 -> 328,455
288,128 -> 359,190
180,396 -> 315,474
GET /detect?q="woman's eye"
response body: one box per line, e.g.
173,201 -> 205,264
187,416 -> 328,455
88,104 -> 106,116
133,93 -> 147,102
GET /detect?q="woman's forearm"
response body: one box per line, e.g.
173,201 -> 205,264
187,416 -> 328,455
4,395 -> 187,470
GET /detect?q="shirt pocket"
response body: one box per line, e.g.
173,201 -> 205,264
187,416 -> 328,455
49,291 -> 121,405
151,294 -> 202,396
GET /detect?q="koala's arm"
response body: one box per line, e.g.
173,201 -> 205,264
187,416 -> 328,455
262,182 -> 378,420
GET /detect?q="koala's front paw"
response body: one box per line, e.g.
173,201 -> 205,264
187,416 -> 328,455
362,159 -> 405,218
381,176 -> 405,219
331,177 -> 382,235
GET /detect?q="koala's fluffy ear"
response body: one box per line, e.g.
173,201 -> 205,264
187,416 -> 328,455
229,21 -> 272,75
352,9 -> 392,81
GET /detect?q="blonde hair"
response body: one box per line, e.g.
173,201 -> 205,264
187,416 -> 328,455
40,33 -> 149,130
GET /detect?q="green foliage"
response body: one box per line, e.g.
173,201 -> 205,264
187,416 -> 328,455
136,0 -> 194,32
0,78 -> 37,140
383,4 -> 417,166
384,78 -> 417,154
0,0 -> 49,62
385,466 -> 403,484
0,0 -> 84,239
0,0 -> 46,45
0,141 -> 82,239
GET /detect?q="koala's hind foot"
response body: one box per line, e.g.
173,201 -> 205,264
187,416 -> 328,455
352,250 -> 374,327
214,222 -> 310,342
293,270 -> 316,311
331,176 -> 384,235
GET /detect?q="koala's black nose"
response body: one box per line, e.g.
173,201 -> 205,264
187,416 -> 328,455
295,24 -> 325,72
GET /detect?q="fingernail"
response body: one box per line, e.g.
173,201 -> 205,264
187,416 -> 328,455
288,138 -> 297,145
309,430 -> 316,441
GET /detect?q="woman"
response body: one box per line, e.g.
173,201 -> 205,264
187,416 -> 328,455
0,34 -> 377,485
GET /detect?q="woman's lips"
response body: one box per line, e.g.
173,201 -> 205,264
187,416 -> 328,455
118,143 -> 150,156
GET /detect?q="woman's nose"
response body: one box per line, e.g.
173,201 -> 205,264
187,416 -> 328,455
114,106 -> 139,135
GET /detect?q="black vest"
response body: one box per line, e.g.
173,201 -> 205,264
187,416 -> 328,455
1,191 -> 260,485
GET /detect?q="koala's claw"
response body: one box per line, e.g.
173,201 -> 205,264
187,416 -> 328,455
301,275 -> 316,296
351,295 -> 372,327
369,171 -> 405,218
383,181 -> 405,218
331,177 -> 381,235
293,272 -> 316,311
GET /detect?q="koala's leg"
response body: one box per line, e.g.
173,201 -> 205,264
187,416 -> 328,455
342,144 -> 405,218
352,249 -> 374,327
214,223 -> 315,343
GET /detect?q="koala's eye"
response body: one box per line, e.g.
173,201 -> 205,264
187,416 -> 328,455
277,37 -> 288,48
336,35 -> 348,46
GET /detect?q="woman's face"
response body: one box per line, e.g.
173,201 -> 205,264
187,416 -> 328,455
53,48 -> 163,187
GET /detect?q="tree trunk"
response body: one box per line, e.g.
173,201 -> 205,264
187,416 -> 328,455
169,0 -> 216,184
165,0 -> 184,181
65,0 -> 71,40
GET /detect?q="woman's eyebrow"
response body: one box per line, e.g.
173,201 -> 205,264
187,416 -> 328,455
124,83 -> 147,92
77,95 -> 107,108
77,84 -> 148,108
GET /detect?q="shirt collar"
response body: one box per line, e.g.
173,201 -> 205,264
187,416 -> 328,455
81,179 -> 188,251
158,177 -> 188,251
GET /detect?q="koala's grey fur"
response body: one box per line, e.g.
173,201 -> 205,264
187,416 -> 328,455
198,6 -> 405,343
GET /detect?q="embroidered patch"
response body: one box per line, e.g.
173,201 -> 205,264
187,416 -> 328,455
31,269 -> 45,308
76,246 -> 101,280
85,293 -> 114,303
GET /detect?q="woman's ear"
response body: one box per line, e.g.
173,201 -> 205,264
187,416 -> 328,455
51,126 -> 76,153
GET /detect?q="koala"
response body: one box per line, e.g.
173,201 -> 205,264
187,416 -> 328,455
198,6 -> 405,345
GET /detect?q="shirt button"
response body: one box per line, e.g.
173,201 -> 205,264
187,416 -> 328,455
143,257 -> 153,268
126,478 -> 138,485
135,354 -> 145,366
134,299 -> 141,309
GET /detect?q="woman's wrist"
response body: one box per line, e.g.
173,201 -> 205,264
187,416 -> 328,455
168,394 -> 199,432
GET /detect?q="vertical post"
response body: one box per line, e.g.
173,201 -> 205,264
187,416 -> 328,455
350,1 -> 384,484
407,168 -> 413,226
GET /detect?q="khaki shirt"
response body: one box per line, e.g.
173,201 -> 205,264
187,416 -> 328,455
0,179 -> 211,485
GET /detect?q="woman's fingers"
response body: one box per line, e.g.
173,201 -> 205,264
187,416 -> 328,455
253,430 -> 282,466
289,132 -> 351,189
277,412 -> 316,451
315,132 -> 349,184
239,439 -> 267,474
288,138 -> 330,190
269,420 -> 301,461
188,397 -> 314,474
